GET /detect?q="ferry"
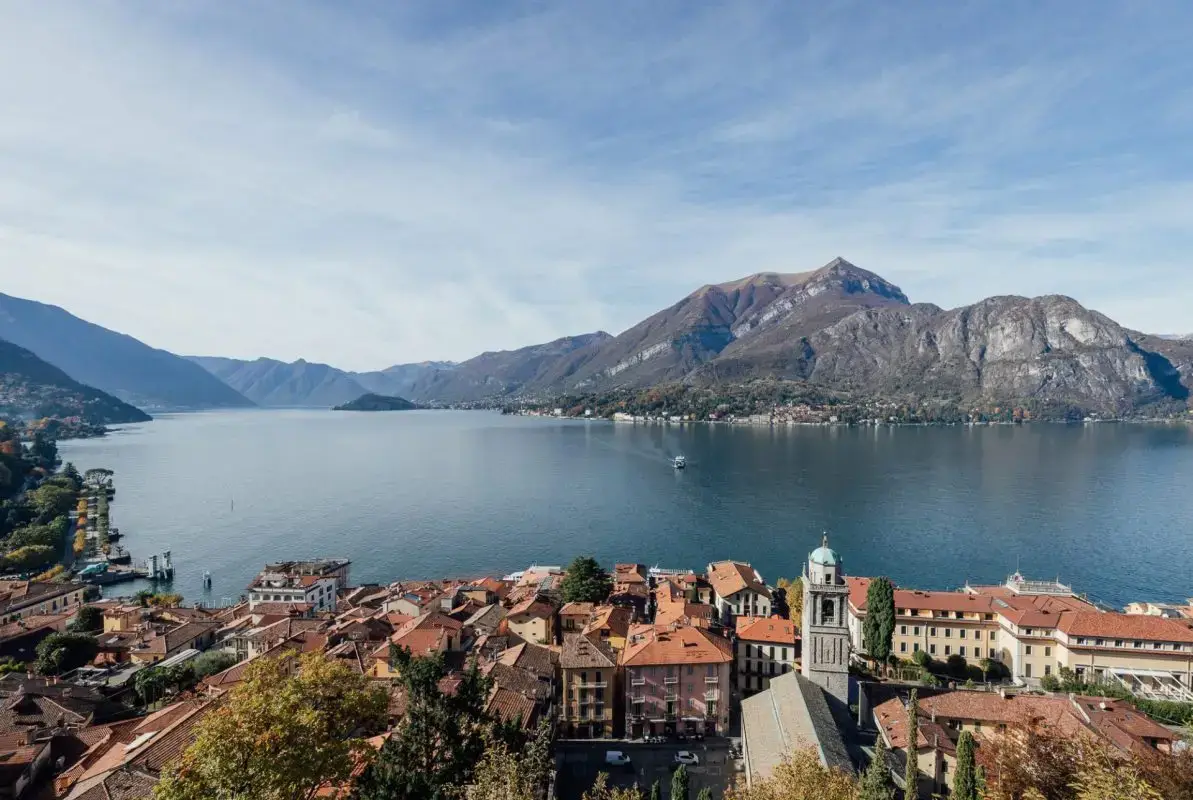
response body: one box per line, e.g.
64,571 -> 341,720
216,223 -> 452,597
673,455 -> 686,469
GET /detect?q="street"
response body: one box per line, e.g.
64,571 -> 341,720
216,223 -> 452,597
556,740 -> 739,800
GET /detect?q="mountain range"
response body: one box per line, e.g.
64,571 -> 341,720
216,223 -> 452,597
3,258 -> 1191,418
0,293 -> 252,411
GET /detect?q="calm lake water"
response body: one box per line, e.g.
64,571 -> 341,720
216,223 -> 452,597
58,410 -> 1193,609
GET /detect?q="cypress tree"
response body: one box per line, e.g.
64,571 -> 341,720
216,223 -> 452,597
671,764 -> 689,800
863,577 -> 896,667
650,780 -> 661,800
904,689 -> 919,800
953,730 -> 977,800
695,788 -> 712,800
859,734 -> 895,800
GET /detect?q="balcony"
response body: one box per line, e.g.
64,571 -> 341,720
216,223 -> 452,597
704,676 -> 720,684
663,677 -> 679,685
631,676 -> 646,687
578,681 -> 608,689
704,690 -> 718,701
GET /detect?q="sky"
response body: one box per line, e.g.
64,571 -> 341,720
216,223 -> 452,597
2,2 -> 1192,371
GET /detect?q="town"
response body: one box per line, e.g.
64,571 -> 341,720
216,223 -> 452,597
0,539 -> 1190,799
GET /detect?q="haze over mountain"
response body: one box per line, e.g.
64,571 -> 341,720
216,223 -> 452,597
0,293 -> 252,412
0,337 -> 151,424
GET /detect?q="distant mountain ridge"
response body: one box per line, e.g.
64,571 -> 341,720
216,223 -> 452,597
0,337 -> 151,424
0,293 -> 252,411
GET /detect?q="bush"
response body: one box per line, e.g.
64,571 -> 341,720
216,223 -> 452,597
68,605 -> 104,633
945,654 -> 969,679
191,650 -> 238,680
35,632 -> 98,675
1040,674 -> 1061,692
912,649 -> 931,668
2,544 -> 56,572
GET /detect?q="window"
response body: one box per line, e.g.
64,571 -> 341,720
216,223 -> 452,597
959,629 -> 966,639
929,644 -> 937,655
974,647 -> 981,658
1134,641 -> 1143,649
913,626 -> 920,635
781,647 -> 788,661
955,611 -> 964,619
1044,665 -> 1052,677
580,671 -> 587,684
821,597 -> 836,624
990,631 -> 997,640
913,643 -> 920,653
1025,645 -> 1033,655
930,627 -> 937,636
1095,639 -> 1104,646
1026,628 -> 1034,636
1115,640 -> 1123,648
945,628 -> 952,638
959,646 -> 966,657
687,665 -> 694,675
1025,663 -> 1032,678
900,642 -> 907,653
944,645 -> 951,655
1044,647 -> 1051,657
595,671 -> 602,683
900,625 -> 907,635
984,613 -> 994,621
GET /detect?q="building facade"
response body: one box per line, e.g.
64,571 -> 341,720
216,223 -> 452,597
734,615 -> 799,695
620,624 -> 732,737
706,561 -> 771,624
560,633 -> 620,738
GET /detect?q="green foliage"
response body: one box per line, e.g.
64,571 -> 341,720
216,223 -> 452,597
945,653 -> 969,679
2,544 -> 56,572
953,730 -> 977,800
584,773 -> 646,800
561,555 -> 613,603
28,483 -> 74,523
671,764 -> 690,800
858,734 -> 895,800
863,577 -> 895,663
911,649 -> 930,669
465,720 -> 554,800
0,656 -> 26,676
154,652 -> 387,800
356,649 -> 495,800
1040,674 -> 1061,692
68,605 -> 103,633
35,631 -> 98,675
904,690 -> 919,798
650,780 -> 661,800
695,789 -> 712,800
190,650 -> 237,680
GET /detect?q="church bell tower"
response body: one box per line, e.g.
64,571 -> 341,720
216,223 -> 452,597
801,534 -> 850,704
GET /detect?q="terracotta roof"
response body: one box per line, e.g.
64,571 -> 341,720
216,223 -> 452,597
559,602 -> 597,617
620,623 -> 733,667
481,662 -> 552,701
614,564 -> 648,584
249,602 -> 313,616
142,621 -> 219,655
735,615 -> 799,645
507,594 -> 556,620
706,561 -> 769,600
582,605 -> 632,640
496,641 -> 557,680
485,686 -> 538,731
560,633 -> 617,669
1057,611 -> 1193,643
0,610 -> 74,641
69,766 -> 158,800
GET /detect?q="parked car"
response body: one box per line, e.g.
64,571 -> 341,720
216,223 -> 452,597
674,751 -> 700,767
605,751 -> 633,768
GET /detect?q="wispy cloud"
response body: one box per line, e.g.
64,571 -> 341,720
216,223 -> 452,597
1,1 -> 1191,369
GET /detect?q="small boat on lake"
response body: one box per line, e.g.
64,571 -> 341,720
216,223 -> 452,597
673,455 -> 686,469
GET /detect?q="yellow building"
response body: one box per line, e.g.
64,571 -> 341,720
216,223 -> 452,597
560,633 -> 619,738
505,595 -> 556,645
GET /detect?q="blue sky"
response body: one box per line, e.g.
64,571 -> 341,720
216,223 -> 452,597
2,1 -> 1191,370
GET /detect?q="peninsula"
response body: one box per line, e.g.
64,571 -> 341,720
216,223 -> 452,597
332,392 -> 419,411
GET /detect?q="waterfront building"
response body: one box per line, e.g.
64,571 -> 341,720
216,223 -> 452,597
1125,600 -> 1193,619
0,580 -> 87,625
620,623 -> 733,738
848,573 -> 1193,699
873,689 -> 1179,799
654,579 -> 716,629
247,563 -> 339,614
706,561 -> 772,623
800,537 -> 850,705
560,633 -> 620,738
735,615 -> 799,695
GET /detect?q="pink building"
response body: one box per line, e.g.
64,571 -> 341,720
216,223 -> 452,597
620,623 -> 733,738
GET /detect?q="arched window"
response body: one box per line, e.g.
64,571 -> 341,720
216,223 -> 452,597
821,597 -> 836,625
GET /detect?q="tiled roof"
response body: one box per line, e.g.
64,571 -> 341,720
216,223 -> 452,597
735,616 -> 799,645
559,602 -> 597,617
582,605 -> 632,640
485,686 -> 538,731
249,602 -> 313,616
507,594 -> 556,620
740,672 -> 852,777
496,642 -> 557,680
0,693 -> 91,733
560,633 -> 617,669
0,580 -> 84,613
620,624 -> 733,667
481,662 -> 552,701
613,564 -> 648,584
656,600 -> 714,629
143,621 -> 219,655
707,561 -> 769,600
0,610 -> 73,641
69,767 -> 158,800
1057,611 -> 1193,643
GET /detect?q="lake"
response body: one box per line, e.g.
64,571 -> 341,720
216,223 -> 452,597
58,410 -> 1193,609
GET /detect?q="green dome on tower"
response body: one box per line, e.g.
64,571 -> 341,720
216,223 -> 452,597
809,533 -> 840,567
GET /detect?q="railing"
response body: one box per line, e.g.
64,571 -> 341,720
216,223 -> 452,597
704,676 -> 720,684
578,681 -> 608,689
631,677 -> 646,687
664,677 -> 679,685
704,690 -> 718,701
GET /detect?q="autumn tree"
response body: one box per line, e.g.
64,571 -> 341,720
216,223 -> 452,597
465,720 -> 553,800
154,652 -> 387,800
862,577 -> 895,667
584,773 -> 645,800
952,730 -> 976,800
723,749 -> 858,800
775,578 -> 802,624
561,555 -> 613,603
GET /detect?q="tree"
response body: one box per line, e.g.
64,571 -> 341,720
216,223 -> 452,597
724,749 -> 858,800
190,650 -> 237,680
68,605 -> 103,633
775,577 -> 802,624
30,432 -> 57,470
561,555 -> 613,603
858,735 -> 894,800
154,652 -> 386,800
945,654 -> 968,679
61,462 -> 82,489
863,577 -> 895,667
671,764 -> 690,800
650,780 -> 662,800
466,720 -> 553,800
771,587 -> 790,620
2,544 -> 56,572
584,773 -> 645,800
695,789 -> 712,800
904,690 -> 919,800
953,730 -> 977,800
29,483 -> 75,523
911,649 -> 930,669
35,631 -> 98,675
356,650 -> 494,800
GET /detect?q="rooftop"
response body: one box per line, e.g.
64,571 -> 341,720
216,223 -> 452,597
560,633 -> 617,670
735,615 -> 799,645
707,561 -> 770,601
620,623 -> 733,667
